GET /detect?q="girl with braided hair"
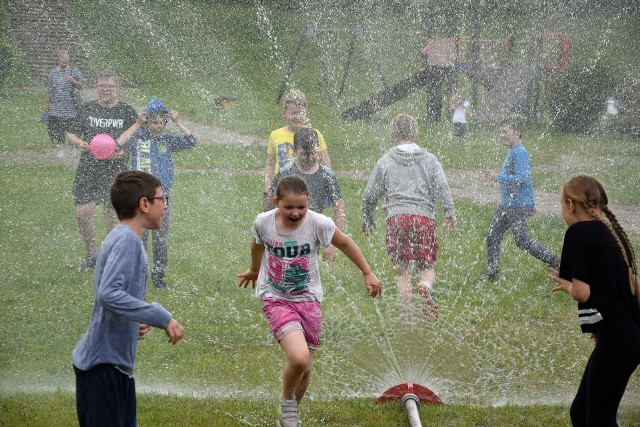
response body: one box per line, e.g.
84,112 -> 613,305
548,175 -> 640,426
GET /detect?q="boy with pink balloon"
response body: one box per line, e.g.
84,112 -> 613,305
66,71 -> 140,272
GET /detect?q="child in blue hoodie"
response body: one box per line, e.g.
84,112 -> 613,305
119,101 -> 197,289
362,113 -> 457,319
72,170 -> 185,427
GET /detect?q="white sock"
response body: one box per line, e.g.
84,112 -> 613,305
419,281 -> 433,293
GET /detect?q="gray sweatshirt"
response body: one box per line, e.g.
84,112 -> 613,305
362,144 -> 455,229
72,224 -> 172,376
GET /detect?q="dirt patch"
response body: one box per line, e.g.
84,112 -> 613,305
12,112 -> 639,239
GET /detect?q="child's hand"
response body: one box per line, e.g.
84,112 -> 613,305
547,267 -> 571,294
484,170 -> 497,181
444,216 -> 457,230
237,270 -> 259,289
138,323 -> 150,340
165,318 -> 185,345
136,113 -> 148,125
364,272 -> 382,297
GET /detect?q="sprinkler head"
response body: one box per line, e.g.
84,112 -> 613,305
377,382 -> 442,405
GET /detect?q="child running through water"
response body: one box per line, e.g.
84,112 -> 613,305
362,113 -> 456,319
237,176 -> 382,427
547,175 -> 640,426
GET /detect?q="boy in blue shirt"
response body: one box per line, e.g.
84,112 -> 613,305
72,170 -> 184,427
119,101 -> 197,289
480,118 -> 559,281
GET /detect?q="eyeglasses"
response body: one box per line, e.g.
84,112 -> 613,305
148,195 -> 169,206
97,84 -> 117,89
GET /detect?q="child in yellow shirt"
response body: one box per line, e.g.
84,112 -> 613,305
264,90 -> 331,198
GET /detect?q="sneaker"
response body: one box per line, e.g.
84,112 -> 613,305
276,396 -> 299,427
56,150 -> 65,158
77,254 -> 97,272
477,267 -> 499,282
416,285 -> 439,320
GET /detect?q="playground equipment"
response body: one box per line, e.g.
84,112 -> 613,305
341,33 -> 571,121
275,23 -> 387,106
378,382 -> 442,427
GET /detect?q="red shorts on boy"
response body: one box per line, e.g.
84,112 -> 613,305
261,298 -> 322,351
385,214 -> 438,268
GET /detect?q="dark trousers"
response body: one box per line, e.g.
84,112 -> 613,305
74,364 -> 136,427
46,116 -> 73,146
486,205 -> 556,270
570,323 -> 640,427
142,199 -> 171,280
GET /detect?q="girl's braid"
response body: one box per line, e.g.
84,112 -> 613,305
603,206 -> 637,275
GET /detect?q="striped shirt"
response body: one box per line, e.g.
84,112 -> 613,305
47,66 -> 86,118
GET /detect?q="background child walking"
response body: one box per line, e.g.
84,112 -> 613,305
238,176 -> 381,427
264,127 -> 345,262
264,90 -> 332,200
450,90 -> 470,145
548,175 -> 640,426
72,170 -> 184,427
362,113 -> 456,319
119,100 -> 197,289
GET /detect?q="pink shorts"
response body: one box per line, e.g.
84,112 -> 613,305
261,298 -> 322,352
386,214 -> 438,268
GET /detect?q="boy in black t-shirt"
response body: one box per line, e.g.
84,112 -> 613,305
67,71 -> 140,272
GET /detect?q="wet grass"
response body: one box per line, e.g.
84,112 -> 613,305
1,2 -> 640,426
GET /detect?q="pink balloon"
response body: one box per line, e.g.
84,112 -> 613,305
89,133 -> 116,160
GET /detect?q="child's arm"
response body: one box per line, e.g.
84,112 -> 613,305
116,113 -> 146,146
547,269 -> 591,303
237,239 -> 265,289
264,154 -> 276,194
331,229 -> 382,297
169,111 -> 193,137
320,149 -> 332,169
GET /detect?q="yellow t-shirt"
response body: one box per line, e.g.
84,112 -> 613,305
267,127 -> 328,174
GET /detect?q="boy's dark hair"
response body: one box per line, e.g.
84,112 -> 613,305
111,171 -> 162,220
146,110 -> 169,125
276,175 -> 309,200
501,117 -> 525,137
293,127 -> 319,152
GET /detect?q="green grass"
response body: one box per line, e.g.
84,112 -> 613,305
1,1 -> 640,426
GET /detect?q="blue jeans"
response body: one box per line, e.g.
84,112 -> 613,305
486,205 -> 556,270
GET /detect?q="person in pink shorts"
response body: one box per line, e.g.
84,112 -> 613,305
237,176 -> 382,427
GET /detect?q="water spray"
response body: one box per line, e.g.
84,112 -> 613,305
378,383 -> 441,427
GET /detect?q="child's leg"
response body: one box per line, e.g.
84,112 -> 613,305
416,266 -> 438,319
395,264 -> 413,310
280,329 -> 313,401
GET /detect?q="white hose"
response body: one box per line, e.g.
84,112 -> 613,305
401,394 -> 422,427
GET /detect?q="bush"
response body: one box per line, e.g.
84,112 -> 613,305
548,62 -> 617,133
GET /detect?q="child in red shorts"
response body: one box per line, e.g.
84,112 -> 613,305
362,113 -> 457,319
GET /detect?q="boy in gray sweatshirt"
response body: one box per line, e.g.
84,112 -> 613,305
72,170 -> 184,427
362,114 -> 457,319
